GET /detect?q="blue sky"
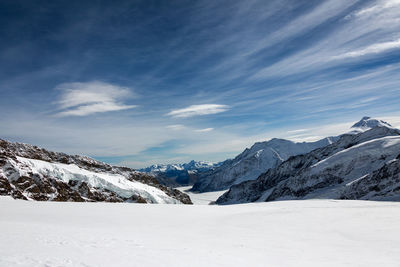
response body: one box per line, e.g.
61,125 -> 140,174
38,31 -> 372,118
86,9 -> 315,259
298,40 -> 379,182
1,0 -> 400,168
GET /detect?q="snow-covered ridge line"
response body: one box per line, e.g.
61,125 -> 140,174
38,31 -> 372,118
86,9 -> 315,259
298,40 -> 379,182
12,156 -> 180,203
0,139 -> 192,204
193,116 -> 397,193
192,136 -> 339,193
348,116 -> 394,134
140,160 -> 218,173
140,160 -> 221,187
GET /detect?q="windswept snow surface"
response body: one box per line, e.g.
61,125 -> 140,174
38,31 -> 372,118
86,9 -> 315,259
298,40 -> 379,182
11,156 -> 179,204
1,198 -> 400,267
177,186 -> 227,204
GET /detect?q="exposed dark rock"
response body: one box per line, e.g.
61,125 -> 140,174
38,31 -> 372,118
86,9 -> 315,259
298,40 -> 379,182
340,159 -> 400,200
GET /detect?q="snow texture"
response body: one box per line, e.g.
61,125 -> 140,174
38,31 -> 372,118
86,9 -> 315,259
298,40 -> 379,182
1,197 -> 400,267
177,186 -> 227,205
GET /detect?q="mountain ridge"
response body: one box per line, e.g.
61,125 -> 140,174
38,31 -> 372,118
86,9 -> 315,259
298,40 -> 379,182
192,116 -> 394,193
216,123 -> 400,204
191,136 -> 339,193
140,160 -> 220,187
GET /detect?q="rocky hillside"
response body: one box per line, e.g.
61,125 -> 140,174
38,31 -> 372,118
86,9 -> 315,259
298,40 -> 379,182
216,124 -> 400,205
340,156 -> 400,201
140,160 -> 220,187
0,139 -> 192,204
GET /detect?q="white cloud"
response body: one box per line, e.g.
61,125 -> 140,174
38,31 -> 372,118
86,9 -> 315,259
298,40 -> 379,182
355,0 -> 400,17
333,39 -> 400,59
287,129 -> 308,134
166,124 -> 186,130
194,127 -> 214,132
166,104 -> 230,118
248,0 -> 400,81
55,81 -> 136,116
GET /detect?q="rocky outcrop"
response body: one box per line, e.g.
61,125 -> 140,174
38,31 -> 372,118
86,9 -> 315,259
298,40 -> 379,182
340,158 -> 400,201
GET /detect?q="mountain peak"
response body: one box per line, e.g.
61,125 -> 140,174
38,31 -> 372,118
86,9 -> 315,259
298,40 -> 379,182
351,116 -> 392,129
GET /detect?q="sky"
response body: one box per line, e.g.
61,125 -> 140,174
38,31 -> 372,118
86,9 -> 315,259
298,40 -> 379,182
1,0 -> 400,168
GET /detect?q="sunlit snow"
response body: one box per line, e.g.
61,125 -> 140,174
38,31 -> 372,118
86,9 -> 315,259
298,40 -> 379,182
1,198 -> 400,266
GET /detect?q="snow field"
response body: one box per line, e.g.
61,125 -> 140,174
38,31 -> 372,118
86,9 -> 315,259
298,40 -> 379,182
1,198 -> 400,267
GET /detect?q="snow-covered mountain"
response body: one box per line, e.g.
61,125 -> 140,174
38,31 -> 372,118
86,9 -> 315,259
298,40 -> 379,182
141,160 -> 217,173
191,137 -> 339,193
348,116 -> 393,134
216,121 -> 400,205
192,117 -> 394,193
0,139 -> 192,204
140,160 -> 220,187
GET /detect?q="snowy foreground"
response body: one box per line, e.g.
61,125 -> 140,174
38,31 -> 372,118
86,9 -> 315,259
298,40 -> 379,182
1,198 -> 400,267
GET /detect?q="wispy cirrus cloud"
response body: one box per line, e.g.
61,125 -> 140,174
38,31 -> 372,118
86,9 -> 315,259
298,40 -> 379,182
166,104 -> 229,118
194,127 -> 214,132
333,39 -> 400,59
55,81 -> 136,117
355,0 -> 400,17
287,129 -> 308,134
247,0 -> 400,81
166,124 -> 186,130
167,125 -> 214,133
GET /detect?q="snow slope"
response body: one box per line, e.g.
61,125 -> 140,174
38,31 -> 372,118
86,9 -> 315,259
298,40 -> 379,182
0,139 -> 191,204
8,156 -> 180,204
1,197 -> 400,267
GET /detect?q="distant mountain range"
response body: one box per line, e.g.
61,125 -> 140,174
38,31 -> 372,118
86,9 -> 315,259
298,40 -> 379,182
139,160 -> 220,187
192,117 -> 393,193
0,140 -> 191,204
216,117 -> 400,204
